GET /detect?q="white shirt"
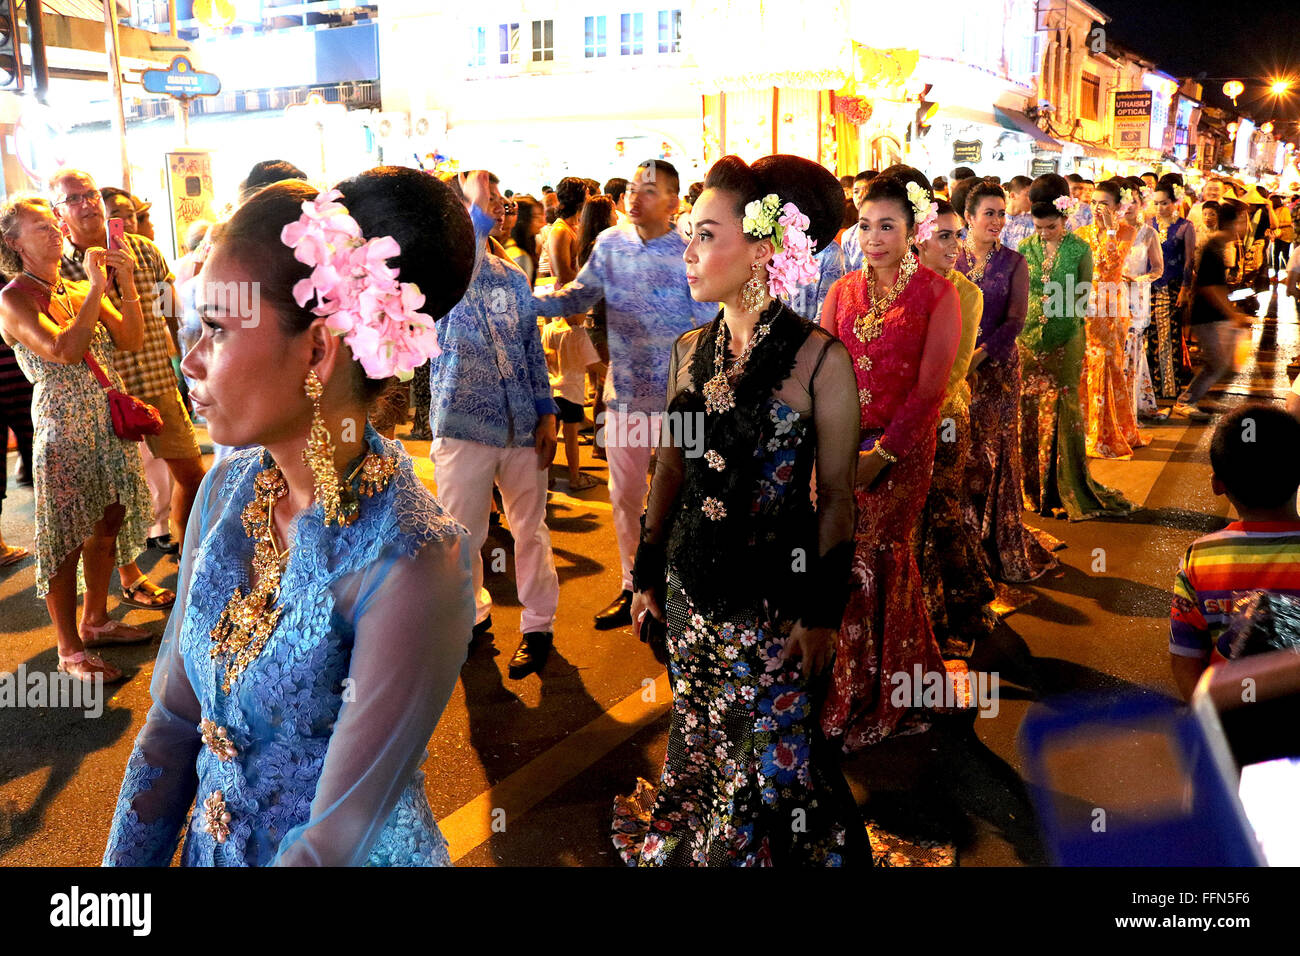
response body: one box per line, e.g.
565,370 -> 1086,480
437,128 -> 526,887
542,317 -> 601,405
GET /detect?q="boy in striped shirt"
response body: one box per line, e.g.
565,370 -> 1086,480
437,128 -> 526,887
1170,404 -> 1300,699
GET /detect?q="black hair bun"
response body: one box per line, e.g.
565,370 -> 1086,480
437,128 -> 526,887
749,154 -> 845,254
334,166 -> 476,324
1028,173 -> 1070,218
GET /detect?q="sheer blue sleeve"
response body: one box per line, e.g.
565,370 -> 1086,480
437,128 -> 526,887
102,463 -> 221,866
269,532 -> 474,866
532,242 -> 606,317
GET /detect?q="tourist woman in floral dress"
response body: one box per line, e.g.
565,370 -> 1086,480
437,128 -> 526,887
1018,175 -> 1133,520
1121,192 -> 1164,419
0,194 -> 153,683
102,168 -> 479,866
1081,178 -> 1147,459
819,171 -> 961,751
956,181 -> 1059,583
615,154 -> 866,866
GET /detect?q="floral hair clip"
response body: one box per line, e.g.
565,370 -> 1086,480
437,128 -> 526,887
281,188 -> 437,382
1052,195 -> 1076,213
742,193 -> 820,299
906,181 -> 938,242
1117,187 -> 1137,216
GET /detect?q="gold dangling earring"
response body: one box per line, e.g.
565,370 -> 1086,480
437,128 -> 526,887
302,370 -> 354,527
739,262 -> 766,312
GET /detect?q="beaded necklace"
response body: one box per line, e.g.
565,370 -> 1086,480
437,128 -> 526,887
963,240 -> 997,284
702,309 -> 775,416
854,251 -> 917,342
209,449 -> 398,693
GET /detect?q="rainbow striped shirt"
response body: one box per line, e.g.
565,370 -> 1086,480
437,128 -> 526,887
1170,520 -> 1300,661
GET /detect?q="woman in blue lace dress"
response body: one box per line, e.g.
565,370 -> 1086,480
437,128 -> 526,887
103,167 -> 479,866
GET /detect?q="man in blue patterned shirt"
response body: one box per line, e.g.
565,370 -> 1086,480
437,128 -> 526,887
534,159 -> 715,629
840,169 -> 877,273
1000,175 -> 1035,251
430,170 -> 560,679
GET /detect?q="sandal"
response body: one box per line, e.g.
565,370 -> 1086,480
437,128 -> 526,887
567,472 -> 600,492
81,619 -> 152,647
0,545 -> 29,567
120,574 -> 176,610
58,650 -> 124,684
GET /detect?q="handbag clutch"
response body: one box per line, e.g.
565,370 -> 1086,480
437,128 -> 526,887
83,352 -> 164,442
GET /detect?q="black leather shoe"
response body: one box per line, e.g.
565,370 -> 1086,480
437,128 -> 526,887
594,589 -> 633,630
472,616 -> 493,639
508,632 -> 552,679
147,534 -> 181,556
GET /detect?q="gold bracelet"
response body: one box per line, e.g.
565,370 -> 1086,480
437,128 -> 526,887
874,443 -> 898,464
120,295 -> 141,302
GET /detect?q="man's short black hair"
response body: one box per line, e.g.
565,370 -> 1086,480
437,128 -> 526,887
951,166 -> 977,181
1066,173 -> 1084,184
1217,199 -> 1245,227
855,170 -> 878,183
839,175 -> 855,189
604,177 -> 629,203
240,160 -> 308,199
636,159 -> 680,195
1210,404 -> 1300,509
1007,175 -> 1033,192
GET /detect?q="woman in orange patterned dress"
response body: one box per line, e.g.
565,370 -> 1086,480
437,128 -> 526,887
1082,178 -> 1147,459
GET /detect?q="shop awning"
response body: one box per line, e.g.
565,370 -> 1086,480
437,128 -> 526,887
933,104 -> 1062,152
993,107 -> 1061,151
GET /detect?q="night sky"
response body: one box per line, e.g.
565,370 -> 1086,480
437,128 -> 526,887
1094,0 -> 1300,130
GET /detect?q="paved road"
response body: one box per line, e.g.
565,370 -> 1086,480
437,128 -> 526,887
2,286 -> 1296,866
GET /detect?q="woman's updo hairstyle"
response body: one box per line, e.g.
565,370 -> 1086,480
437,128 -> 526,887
860,175 -> 918,229
216,166 -> 475,401
933,198 -> 956,218
1093,177 -> 1125,204
965,180 -> 1007,220
1028,173 -> 1070,219
704,153 -> 845,254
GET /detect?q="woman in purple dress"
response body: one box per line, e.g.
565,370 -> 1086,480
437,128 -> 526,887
956,181 -> 1059,582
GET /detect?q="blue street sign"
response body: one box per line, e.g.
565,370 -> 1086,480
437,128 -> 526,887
141,56 -> 221,100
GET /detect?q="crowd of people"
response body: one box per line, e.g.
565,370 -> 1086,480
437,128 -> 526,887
1,147 -> 1299,868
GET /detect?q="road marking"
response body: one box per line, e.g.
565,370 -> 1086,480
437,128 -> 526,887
440,671 -> 670,862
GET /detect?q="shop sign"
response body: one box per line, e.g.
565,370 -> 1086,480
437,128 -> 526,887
1030,157 -> 1059,176
1114,91 -> 1152,150
952,139 -> 982,164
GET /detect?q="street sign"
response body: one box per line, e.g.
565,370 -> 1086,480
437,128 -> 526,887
952,140 -> 982,164
1114,90 -> 1153,151
141,56 -> 221,100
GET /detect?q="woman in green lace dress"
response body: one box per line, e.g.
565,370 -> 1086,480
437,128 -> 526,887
0,195 -> 153,683
1017,176 -> 1133,521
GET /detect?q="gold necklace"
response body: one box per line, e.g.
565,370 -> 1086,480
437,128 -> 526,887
854,252 -> 917,343
964,241 -> 997,284
702,307 -> 776,416
209,450 -> 398,693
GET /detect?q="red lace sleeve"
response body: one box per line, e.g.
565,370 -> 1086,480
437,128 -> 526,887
880,276 -> 961,456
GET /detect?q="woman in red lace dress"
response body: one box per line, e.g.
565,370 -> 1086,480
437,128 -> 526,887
819,172 -> 961,751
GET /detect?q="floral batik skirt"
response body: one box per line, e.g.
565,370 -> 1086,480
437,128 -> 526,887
965,356 -> 1059,582
918,393 -> 995,659
1019,334 -> 1134,521
611,570 -> 866,867
822,428 -> 960,751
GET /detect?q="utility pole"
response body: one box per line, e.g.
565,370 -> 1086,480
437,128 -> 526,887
103,0 -> 131,190
24,0 -> 49,101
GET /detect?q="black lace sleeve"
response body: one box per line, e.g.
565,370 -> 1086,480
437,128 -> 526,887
796,333 -> 859,629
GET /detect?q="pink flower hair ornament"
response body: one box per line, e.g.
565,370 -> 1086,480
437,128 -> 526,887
742,195 -> 821,299
1052,195 -> 1076,214
280,188 -> 437,382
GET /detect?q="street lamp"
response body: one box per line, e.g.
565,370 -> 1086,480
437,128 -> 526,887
1271,79 -> 1293,96
1261,122 -> 1275,136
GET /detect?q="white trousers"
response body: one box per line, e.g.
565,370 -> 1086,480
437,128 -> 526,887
138,440 -> 173,539
431,437 -> 559,635
603,408 -> 658,592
